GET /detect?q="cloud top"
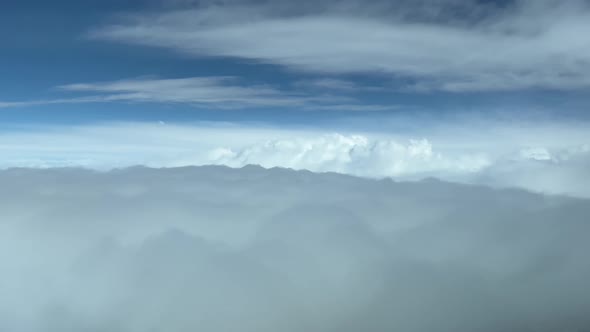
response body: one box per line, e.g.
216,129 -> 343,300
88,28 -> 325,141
2,166 -> 590,331
2,122 -> 590,197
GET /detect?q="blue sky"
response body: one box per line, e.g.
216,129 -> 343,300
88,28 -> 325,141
1,0 -> 590,197
2,0 -> 590,128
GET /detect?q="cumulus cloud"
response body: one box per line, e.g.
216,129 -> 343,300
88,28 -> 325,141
1,121 -> 590,196
1,166 -> 590,332
208,134 -> 490,177
206,134 -> 590,197
92,0 -> 590,91
474,144 -> 590,198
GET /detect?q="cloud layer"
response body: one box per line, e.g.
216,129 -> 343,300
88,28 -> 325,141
1,166 -> 590,331
92,0 -> 590,91
2,121 -> 590,197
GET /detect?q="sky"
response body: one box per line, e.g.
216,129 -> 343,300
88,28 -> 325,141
2,3 -> 590,330
1,0 -> 590,196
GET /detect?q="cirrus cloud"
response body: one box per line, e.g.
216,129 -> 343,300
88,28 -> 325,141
0,76 -> 395,111
91,0 -> 590,92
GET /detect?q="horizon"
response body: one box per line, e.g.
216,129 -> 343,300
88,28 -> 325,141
2,1 -> 590,331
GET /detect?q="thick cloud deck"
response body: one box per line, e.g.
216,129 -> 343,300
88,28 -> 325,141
1,166 -> 589,331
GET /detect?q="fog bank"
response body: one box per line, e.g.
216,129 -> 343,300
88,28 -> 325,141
1,166 -> 589,331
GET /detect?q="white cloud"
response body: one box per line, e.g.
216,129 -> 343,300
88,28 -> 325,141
91,0 -> 590,91
518,147 -> 554,162
304,104 -> 399,112
208,134 -> 490,177
474,143 -> 590,197
1,121 -> 590,197
294,78 -> 384,92
296,78 -> 359,91
0,76 -> 392,110
58,76 -> 311,108
0,97 -> 110,108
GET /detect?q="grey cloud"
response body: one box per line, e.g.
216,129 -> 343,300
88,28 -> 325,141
92,0 -> 590,92
1,165 -> 590,331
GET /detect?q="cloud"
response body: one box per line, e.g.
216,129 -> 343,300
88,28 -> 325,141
206,134 -> 590,197
474,144 -> 590,198
0,76 -> 392,110
208,134 -> 490,177
91,0 -> 590,92
294,78 -> 384,92
1,166 -> 590,331
0,97 -> 110,108
1,121 -> 590,197
58,76 -> 312,108
304,104 -> 399,112
296,78 -> 359,91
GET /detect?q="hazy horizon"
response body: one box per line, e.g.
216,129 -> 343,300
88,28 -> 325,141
2,0 -> 590,330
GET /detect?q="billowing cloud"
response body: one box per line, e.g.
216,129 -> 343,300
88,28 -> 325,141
92,0 -> 590,91
1,166 -> 590,331
207,134 -> 490,177
207,134 -> 590,197
1,121 -> 590,197
475,144 -> 590,198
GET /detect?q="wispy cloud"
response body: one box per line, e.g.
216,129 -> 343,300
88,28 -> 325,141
0,97 -> 108,108
303,104 -> 399,112
0,76 -> 392,111
58,77 -> 311,108
294,78 -> 380,91
91,0 -> 590,92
